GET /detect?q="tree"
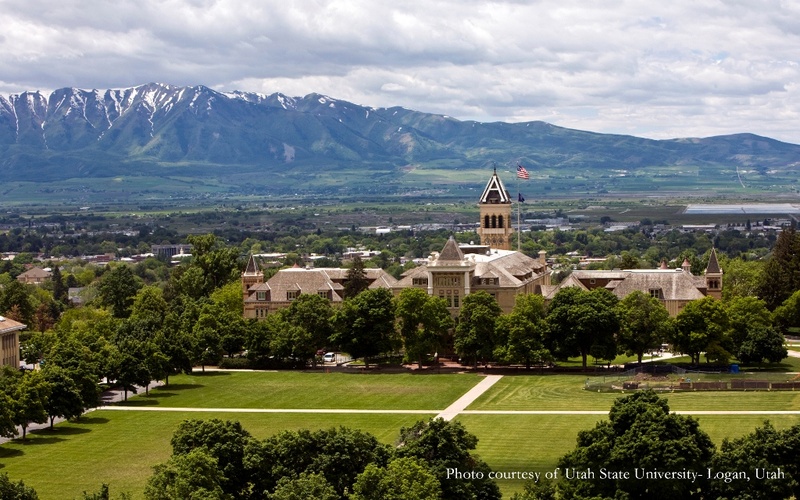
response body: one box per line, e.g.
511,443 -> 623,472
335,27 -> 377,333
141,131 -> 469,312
545,287 -> 619,368
721,256 -> 763,301
558,391 -> 714,500
0,472 -> 39,500
42,365 -> 84,429
396,288 -> 453,368
144,448 -> 229,500
454,291 -> 502,367
344,255 -> 370,298
737,325 -> 787,364
773,289 -> 800,334
186,234 -> 242,296
269,472 -> 338,500
0,280 -> 35,326
726,296 -> 773,351
12,370 -> 52,439
494,294 -> 550,370
351,457 -> 442,500
672,296 -> 730,364
170,419 -> 253,498
395,418 -> 501,500
278,293 -> 335,367
616,291 -> 672,364
0,386 -> 17,438
757,226 -> 800,310
708,422 -> 800,500
331,288 -> 396,368
51,264 -> 67,304
244,426 -> 392,498
97,265 -> 142,318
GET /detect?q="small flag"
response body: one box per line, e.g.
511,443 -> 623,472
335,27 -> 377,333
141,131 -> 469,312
518,192 -> 525,203
517,165 -> 530,179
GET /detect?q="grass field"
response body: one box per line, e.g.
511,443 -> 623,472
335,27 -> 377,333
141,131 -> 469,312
3,370 -> 800,499
118,371 -> 482,410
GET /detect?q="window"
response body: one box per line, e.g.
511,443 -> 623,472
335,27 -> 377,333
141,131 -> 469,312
453,294 -> 460,307
649,289 -> 660,299
287,290 -> 298,301
256,291 -> 266,301
318,291 -> 329,299
589,279 -> 596,284
498,215 -> 504,228
412,278 -> 428,286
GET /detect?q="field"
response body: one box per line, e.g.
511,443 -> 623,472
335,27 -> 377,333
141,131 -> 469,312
2,370 -> 800,499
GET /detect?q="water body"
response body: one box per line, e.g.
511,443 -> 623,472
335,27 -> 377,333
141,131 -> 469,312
684,204 -> 800,214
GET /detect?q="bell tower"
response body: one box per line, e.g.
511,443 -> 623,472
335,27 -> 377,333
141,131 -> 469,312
477,169 -> 513,250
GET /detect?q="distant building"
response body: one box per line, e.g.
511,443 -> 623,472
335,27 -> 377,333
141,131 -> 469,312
152,244 -> 192,259
539,249 -> 723,316
242,260 -> 397,319
0,315 -> 25,368
16,267 -> 51,285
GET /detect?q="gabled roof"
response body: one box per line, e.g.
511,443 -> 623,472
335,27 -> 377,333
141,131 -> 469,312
264,267 -> 396,302
479,170 -> 511,204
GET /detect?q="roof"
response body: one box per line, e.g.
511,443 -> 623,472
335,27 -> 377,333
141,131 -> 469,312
0,316 -> 26,334
17,267 -> 51,279
706,248 -> 722,274
478,170 -> 511,204
244,255 -> 261,275
261,267 -> 397,302
554,268 -> 708,301
438,236 -> 465,262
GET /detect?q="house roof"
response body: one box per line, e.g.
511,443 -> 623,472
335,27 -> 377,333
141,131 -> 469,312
18,267 -> 51,279
553,268 -> 708,301
438,236 -> 465,262
0,316 -> 26,334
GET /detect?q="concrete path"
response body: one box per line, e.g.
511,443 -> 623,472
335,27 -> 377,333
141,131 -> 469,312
786,349 -> 800,358
103,407 -> 438,414
435,374 -> 503,421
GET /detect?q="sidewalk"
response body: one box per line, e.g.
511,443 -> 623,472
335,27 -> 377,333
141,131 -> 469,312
0,380 -> 163,445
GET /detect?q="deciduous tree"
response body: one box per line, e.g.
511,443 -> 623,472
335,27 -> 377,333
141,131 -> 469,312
616,291 -> 672,364
454,291 -> 501,367
396,288 -> 453,368
331,288 -> 396,368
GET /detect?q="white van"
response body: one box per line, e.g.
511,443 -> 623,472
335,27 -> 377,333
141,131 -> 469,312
323,352 -> 336,363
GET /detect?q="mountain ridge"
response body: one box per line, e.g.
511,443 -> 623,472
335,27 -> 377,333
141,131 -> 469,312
0,83 -> 798,198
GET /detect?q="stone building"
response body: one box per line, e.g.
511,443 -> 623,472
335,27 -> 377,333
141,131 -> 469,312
0,315 -> 25,368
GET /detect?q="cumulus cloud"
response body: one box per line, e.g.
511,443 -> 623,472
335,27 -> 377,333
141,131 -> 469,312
1,0 -> 798,142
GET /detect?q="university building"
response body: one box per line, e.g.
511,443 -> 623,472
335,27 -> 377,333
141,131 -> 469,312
0,315 -> 25,368
241,169 -> 720,318
242,170 -> 551,316
539,250 -> 723,316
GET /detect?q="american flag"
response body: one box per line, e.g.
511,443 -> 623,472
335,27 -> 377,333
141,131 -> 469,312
517,165 -> 530,179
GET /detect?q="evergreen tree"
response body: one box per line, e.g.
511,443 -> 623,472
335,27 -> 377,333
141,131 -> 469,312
757,226 -> 800,310
343,255 -> 369,298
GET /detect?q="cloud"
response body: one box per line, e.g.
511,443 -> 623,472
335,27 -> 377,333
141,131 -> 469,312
1,0 -> 799,142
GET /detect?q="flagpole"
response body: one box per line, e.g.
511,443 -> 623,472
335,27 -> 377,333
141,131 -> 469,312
517,176 -> 521,252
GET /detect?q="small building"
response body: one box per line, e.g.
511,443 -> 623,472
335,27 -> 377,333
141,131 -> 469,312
16,267 -> 51,285
0,315 -> 25,368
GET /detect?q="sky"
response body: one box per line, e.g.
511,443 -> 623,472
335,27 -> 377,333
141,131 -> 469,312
1,0 -> 799,143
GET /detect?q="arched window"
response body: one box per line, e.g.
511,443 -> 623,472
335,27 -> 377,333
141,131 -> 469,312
498,215 -> 504,228
491,215 -> 497,228
484,215 -> 490,228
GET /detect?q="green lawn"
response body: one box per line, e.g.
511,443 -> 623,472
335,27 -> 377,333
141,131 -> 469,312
0,410 -> 423,500
458,413 -> 800,496
120,371 -> 481,410
3,370 -> 800,499
468,374 -> 800,411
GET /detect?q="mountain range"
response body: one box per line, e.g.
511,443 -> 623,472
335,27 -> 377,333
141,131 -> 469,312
1,82 -> 799,200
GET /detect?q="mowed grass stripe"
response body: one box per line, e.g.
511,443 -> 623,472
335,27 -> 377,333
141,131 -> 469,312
0,410 -> 424,500
468,374 -> 800,411
119,371 -> 482,410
